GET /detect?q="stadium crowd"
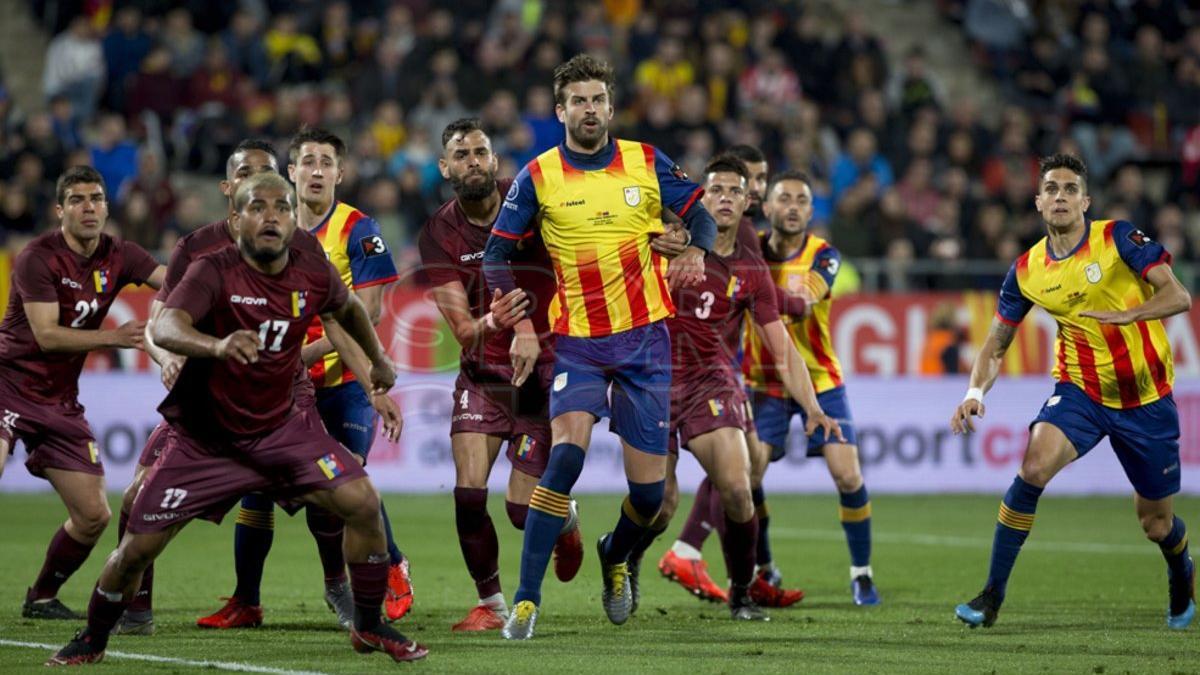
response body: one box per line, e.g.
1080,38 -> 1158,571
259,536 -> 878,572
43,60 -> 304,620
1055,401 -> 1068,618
1,0 -> 1198,289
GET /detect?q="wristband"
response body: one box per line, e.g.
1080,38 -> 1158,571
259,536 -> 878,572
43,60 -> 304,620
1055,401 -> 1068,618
484,313 -> 498,331
964,387 -> 984,403
683,228 -> 692,247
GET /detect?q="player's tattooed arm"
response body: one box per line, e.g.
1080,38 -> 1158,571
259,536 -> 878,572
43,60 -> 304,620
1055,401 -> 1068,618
25,301 -> 146,353
1081,264 -> 1192,325
325,294 -> 395,393
755,319 -> 844,442
951,317 -> 1017,434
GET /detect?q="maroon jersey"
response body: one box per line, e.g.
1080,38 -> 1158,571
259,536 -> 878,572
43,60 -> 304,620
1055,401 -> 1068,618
160,246 -> 349,438
418,178 -> 557,379
0,231 -> 158,403
736,217 -> 764,257
668,239 -> 779,375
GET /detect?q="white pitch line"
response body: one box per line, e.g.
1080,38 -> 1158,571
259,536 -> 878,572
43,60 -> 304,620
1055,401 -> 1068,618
0,639 -> 329,675
773,528 -> 1156,555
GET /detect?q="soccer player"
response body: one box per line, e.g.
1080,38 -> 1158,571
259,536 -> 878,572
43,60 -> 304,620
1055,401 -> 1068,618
740,170 -> 881,605
632,155 -> 840,620
47,172 -> 428,665
0,166 -> 164,621
483,54 -> 714,640
119,140 -> 401,634
418,118 -> 583,632
952,153 -> 1194,630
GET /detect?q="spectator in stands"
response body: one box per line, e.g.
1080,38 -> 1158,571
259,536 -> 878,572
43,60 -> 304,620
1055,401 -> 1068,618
1012,33 -> 1067,113
187,40 -> 244,111
88,113 -> 138,204
42,16 -> 104,123
920,302 -> 969,375
964,0 -> 1033,78
889,46 -> 945,120
102,6 -> 152,111
634,37 -> 695,104
832,127 -> 894,204
121,148 -> 176,236
125,46 -> 183,125
264,12 -> 323,85
220,10 -> 270,88
163,8 -> 206,79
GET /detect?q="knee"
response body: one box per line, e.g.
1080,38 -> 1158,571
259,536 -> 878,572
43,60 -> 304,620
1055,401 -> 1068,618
113,535 -> 158,575
831,466 -> 863,494
628,480 -> 665,521
339,481 -> 382,526
1018,455 -> 1057,488
719,484 -> 754,522
74,501 -> 112,540
655,482 -> 680,525
1140,512 -> 1173,542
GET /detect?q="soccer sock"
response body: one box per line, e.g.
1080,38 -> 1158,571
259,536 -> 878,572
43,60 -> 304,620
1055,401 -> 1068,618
231,494 -> 275,606
85,585 -> 130,649
603,480 -> 665,565
378,501 -> 404,565
117,508 -> 154,613
839,485 -> 872,568
505,500 -> 529,530
30,526 -> 95,601
1157,515 -> 1190,579
677,477 -> 716,551
514,443 -> 585,606
722,514 -> 759,589
348,558 -> 388,632
454,487 -> 502,599
985,476 -> 1043,600
752,486 -> 772,568
305,506 -> 348,585
630,523 -> 669,564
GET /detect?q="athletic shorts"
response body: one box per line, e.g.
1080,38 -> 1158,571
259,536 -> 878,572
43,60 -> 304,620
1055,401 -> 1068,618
0,377 -> 101,478
550,321 -> 671,454
451,361 -> 553,477
136,421 -> 172,468
1032,381 -> 1181,500
316,382 -> 378,461
748,385 -> 857,460
127,408 -> 367,534
669,370 -> 750,455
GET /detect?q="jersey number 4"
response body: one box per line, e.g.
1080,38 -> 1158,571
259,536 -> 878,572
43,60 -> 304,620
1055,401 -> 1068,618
257,320 -> 290,352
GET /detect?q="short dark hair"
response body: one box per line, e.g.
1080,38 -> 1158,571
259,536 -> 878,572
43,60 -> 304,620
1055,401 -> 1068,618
226,138 -> 278,177
441,118 -> 485,148
1038,153 -> 1088,189
703,154 -> 749,182
56,165 -> 106,205
766,169 -> 812,196
724,144 -> 766,165
288,127 -> 346,165
552,54 -> 615,106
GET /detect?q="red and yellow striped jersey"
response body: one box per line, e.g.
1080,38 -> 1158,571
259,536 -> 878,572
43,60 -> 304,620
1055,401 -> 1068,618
304,201 -> 398,388
997,219 -> 1174,408
492,139 -> 704,338
742,232 -> 844,396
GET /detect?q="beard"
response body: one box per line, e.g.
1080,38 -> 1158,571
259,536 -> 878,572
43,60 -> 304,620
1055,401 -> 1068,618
568,117 -> 608,151
239,233 -> 289,265
450,169 -> 496,202
744,198 -> 762,217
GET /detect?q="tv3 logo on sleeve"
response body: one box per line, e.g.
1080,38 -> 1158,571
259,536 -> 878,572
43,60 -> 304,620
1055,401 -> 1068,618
360,235 -> 389,258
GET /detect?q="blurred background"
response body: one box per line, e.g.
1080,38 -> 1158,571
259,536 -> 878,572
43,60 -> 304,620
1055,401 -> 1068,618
0,0 -> 1197,494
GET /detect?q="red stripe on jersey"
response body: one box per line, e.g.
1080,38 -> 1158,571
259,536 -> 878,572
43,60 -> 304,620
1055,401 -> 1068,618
1015,251 -> 1030,278
1056,331 -> 1070,382
558,149 -> 584,182
1142,251 -> 1172,279
1103,220 -> 1115,247
1074,235 -> 1090,259
490,228 -> 523,240
575,247 -> 612,336
353,274 -> 398,290
617,239 -> 650,327
641,143 -> 656,173
1136,321 -> 1172,399
806,318 -> 841,387
650,250 -> 674,315
677,187 -> 703,217
553,265 -> 571,335
528,159 -> 544,189
995,310 -> 1020,326
1100,324 -> 1141,408
1073,332 -> 1103,402
340,209 -> 363,246
608,144 -> 626,175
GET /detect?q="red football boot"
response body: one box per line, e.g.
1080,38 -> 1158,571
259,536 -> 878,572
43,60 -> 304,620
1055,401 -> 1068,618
749,572 -> 805,608
196,597 -> 264,629
657,550 -> 729,603
451,604 -> 507,632
384,557 -> 414,622
46,630 -> 104,666
350,623 -> 429,662
553,499 -> 584,582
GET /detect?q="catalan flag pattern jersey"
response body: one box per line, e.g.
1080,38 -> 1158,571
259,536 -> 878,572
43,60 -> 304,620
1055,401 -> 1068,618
492,139 -> 704,338
742,232 -> 844,397
996,219 -> 1174,409
304,201 -> 399,388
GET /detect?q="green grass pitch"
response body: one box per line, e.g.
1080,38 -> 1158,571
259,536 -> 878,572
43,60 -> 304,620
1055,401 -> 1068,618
1,492 -> 1198,673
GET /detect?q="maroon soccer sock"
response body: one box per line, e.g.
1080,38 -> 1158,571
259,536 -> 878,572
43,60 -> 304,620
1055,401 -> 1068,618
455,487 -> 502,599
305,506 -> 347,584
678,478 -> 716,550
30,526 -> 95,601
130,563 -> 154,613
86,585 -> 130,649
348,559 -> 388,632
505,500 -> 529,530
721,514 -> 759,589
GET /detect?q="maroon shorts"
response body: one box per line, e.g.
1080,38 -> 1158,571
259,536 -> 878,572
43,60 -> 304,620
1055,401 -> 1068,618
668,371 -> 751,455
136,421 -> 171,468
0,378 -> 101,478
128,408 -> 367,534
450,362 -> 553,477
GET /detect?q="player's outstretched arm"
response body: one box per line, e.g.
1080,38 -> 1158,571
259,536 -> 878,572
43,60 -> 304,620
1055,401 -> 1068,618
325,294 -> 395,394
951,318 -> 1018,435
755,319 -> 844,442
1080,265 -> 1192,325
152,307 -> 261,364
25,301 -> 145,353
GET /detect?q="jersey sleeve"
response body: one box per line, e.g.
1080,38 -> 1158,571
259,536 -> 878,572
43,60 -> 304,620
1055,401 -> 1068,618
345,216 -> 399,289
995,262 -> 1034,325
319,259 -> 351,314
157,237 -> 195,301
119,240 -> 160,286
809,244 -> 842,293
650,146 -> 703,217
417,225 -> 461,287
1111,219 -> 1172,279
12,250 -> 59,302
744,259 -> 781,327
164,257 -> 221,324
492,165 -> 539,240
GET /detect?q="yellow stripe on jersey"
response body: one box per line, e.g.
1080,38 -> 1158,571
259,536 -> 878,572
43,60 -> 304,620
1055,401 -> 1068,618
530,140 -> 674,337
306,202 -> 366,388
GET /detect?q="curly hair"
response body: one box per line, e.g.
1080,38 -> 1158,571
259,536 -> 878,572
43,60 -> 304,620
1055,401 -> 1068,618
552,54 -> 616,106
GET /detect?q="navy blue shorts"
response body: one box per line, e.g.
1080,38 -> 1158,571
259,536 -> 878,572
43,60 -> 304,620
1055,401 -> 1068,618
316,382 -> 378,461
549,322 -> 671,454
748,386 -> 857,460
1032,382 -> 1181,500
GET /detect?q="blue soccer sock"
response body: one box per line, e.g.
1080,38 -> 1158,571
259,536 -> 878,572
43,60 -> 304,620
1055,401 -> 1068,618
514,443 -> 586,606
985,476 -> 1043,601
232,493 -> 275,606
839,485 -> 872,568
379,501 -> 403,565
603,480 -> 665,564
752,486 -> 772,567
1158,515 -> 1190,579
